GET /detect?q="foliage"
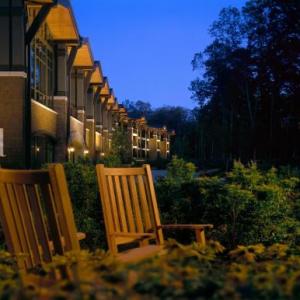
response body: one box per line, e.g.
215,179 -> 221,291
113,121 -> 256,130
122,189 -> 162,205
96,128 -> 132,167
1,242 -> 300,299
100,153 -> 122,167
190,0 -> 300,166
64,161 -> 106,250
110,127 -> 132,165
157,161 -> 300,248
123,99 -> 152,119
166,155 -> 197,184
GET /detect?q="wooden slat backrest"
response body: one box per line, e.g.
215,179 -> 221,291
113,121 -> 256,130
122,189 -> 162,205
96,164 -> 164,254
48,164 -> 80,252
0,164 -> 79,274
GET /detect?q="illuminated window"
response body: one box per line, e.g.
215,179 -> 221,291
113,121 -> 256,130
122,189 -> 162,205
30,23 -> 54,108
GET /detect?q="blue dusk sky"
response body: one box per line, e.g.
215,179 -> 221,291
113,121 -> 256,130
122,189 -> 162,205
72,0 -> 246,109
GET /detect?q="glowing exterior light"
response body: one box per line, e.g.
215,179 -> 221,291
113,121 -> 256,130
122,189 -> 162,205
68,147 -> 75,153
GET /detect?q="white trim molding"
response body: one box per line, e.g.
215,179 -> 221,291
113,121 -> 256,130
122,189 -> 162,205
53,96 -> 68,102
0,128 -> 5,157
31,99 -> 58,115
0,71 -> 27,78
86,118 -> 95,122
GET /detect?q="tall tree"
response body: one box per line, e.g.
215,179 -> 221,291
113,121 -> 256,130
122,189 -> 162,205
190,0 -> 300,167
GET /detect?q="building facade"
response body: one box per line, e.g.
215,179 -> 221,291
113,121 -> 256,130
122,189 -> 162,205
0,0 -> 172,168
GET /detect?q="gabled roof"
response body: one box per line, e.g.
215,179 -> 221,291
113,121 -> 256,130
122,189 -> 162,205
90,61 -> 104,85
72,38 -> 94,68
107,89 -> 115,105
100,77 -> 110,97
45,0 -> 80,42
112,102 -> 119,112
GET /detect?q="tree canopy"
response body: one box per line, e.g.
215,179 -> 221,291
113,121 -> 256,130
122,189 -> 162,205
190,0 -> 300,167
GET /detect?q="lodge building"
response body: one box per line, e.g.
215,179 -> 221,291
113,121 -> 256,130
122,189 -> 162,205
0,0 -> 172,168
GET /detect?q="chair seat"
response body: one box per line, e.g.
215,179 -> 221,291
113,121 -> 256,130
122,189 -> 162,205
117,245 -> 164,263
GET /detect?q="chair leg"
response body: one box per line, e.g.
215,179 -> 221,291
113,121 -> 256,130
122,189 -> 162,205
195,229 -> 206,247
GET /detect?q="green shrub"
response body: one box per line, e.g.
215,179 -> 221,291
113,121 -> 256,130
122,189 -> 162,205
157,161 -> 300,248
100,153 -> 122,167
63,161 -> 106,250
1,242 -> 300,299
166,155 -> 196,184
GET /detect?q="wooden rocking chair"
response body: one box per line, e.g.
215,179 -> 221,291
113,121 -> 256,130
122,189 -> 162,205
0,164 -> 82,279
96,164 -> 213,263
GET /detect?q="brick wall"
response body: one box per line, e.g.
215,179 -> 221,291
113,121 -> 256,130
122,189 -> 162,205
0,74 -> 26,168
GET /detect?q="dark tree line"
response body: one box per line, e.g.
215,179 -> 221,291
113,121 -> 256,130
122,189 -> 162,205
124,0 -> 300,168
190,0 -> 300,167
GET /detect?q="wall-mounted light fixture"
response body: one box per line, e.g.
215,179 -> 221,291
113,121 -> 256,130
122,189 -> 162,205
68,147 -> 75,153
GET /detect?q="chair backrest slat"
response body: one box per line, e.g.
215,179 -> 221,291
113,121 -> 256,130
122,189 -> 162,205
25,184 -> 53,263
0,164 -> 80,275
6,183 -> 35,269
137,175 -> 152,232
128,175 -> 144,233
96,164 -> 116,252
96,164 -> 164,254
120,176 -> 135,232
48,164 -> 80,252
107,175 -> 121,232
114,176 -> 128,233
13,184 -> 42,267
144,165 -> 164,244
39,183 -> 64,255
0,183 -> 24,267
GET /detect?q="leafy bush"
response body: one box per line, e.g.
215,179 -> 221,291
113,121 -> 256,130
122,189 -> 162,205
100,153 -> 122,167
110,127 -> 132,165
64,161 -> 106,250
166,155 -> 197,184
157,161 -> 300,248
1,242 -> 300,299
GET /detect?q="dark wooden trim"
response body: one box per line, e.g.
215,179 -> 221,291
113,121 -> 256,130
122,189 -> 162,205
67,46 -> 78,74
8,0 -> 12,70
25,45 -> 32,168
93,86 -> 101,103
25,3 -> 55,45
73,66 -> 95,70
84,69 -> 93,92
0,65 -> 27,71
52,39 -> 79,45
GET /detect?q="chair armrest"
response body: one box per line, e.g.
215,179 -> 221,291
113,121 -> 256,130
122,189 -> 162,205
112,232 -> 155,238
77,232 -> 86,241
160,224 -> 213,246
49,232 -> 86,251
160,224 -> 213,230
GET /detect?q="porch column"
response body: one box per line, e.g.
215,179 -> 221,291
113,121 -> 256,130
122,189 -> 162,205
53,44 -> 68,162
